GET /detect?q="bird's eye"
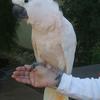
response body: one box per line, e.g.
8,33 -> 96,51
24,0 -> 28,3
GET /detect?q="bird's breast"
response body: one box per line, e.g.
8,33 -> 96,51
35,35 -> 65,70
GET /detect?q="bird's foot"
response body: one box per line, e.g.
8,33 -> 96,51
31,62 -> 44,69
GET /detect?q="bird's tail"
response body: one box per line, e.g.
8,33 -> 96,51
44,87 -> 69,100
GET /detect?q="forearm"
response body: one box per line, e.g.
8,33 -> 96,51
57,73 -> 100,100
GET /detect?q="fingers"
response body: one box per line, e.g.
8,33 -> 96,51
12,70 -> 31,85
16,66 -> 26,71
12,69 -> 30,81
14,77 -> 31,84
12,70 -> 29,77
16,65 -> 32,71
12,65 -> 35,85
12,65 -> 32,78
12,64 -> 33,80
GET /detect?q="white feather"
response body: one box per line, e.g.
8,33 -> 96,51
25,0 -> 63,32
61,17 -> 77,74
12,0 -> 25,7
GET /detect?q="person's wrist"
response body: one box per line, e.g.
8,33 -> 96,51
50,69 -> 63,88
55,70 -> 63,87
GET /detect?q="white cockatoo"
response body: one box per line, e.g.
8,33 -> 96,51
12,0 -> 77,100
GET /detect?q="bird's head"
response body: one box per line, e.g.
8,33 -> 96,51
12,0 -> 63,32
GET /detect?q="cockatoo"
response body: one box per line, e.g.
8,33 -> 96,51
12,0 -> 77,100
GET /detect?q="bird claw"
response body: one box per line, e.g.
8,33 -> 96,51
31,62 -> 44,69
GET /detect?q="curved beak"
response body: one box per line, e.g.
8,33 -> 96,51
12,4 -> 28,19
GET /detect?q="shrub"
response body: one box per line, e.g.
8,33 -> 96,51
62,0 -> 100,66
0,0 -> 17,51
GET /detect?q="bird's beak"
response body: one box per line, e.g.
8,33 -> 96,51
12,4 -> 28,19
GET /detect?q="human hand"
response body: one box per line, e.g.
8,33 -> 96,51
12,65 -> 32,85
12,64 -> 60,88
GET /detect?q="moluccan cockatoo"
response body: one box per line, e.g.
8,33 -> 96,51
12,0 -> 77,100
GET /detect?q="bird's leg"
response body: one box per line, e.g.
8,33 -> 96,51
31,62 -> 45,69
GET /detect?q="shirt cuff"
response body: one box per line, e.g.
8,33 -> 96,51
57,73 -> 72,94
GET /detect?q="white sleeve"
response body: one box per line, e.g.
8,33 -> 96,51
57,73 -> 100,100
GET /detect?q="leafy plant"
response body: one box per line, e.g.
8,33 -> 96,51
91,42 -> 100,64
62,0 -> 100,66
0,0 -> 17,51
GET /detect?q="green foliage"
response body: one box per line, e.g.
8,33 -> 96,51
55,0 -> 65,6
61,0 -> 100,66
91,42 -> 100,64
0,46 -> 35,68
0,0 -> 17,51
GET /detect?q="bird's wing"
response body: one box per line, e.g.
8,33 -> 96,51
61,17 -> 77,74
32,31 -> 43,62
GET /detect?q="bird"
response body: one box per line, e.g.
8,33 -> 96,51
12,0 -> 77,100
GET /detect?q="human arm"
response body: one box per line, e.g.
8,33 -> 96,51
57,73 -> 100,100
12,64 -> 100,100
